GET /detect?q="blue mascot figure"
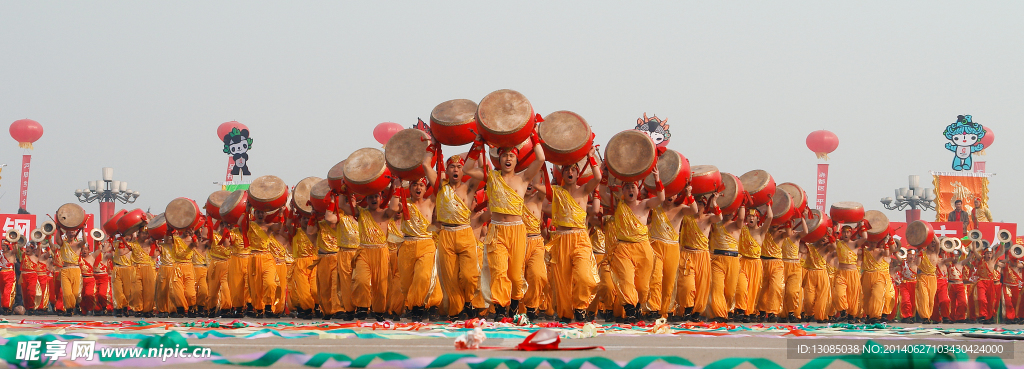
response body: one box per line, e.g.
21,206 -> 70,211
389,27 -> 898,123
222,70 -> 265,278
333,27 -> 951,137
942,115 -> 985,171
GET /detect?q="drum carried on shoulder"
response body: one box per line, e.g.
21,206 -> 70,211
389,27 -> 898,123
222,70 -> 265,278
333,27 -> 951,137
690,165 -> 722,196
309,179 -> 333,214
906,220 -> 935,248
56,203 -> 87,230
292,176 -> 323,215
538,110 -> 593,166
165,197 -> 202,230
488,137 -> 536,173
476,89 -> 538,148
117,208 -> 147,234
248,175 -> 289,211
103,209 -> 129,235
802,209 -> 833,243
205,190 -> 230,220
770,188 -> 795,225
715,173 -> 744,215
430,99 -> 478,146
777,183 -> 807,213
219,190 -> 249,225
863,210 -> 891,242
327,160 -> 347,192
385,129 -> 435,180
644,148 -> 690,198
830,202 -> 865,224
739,170 -> 775,207
147,213 -> 168,239
604,130 -> 656,182
344,148 -> 392,196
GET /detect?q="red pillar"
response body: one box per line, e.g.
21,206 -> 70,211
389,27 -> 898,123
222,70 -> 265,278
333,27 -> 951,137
99,201 -> 115,228
905,209 -> 921,223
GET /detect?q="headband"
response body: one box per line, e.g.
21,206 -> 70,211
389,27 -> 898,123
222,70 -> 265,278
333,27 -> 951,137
498,147 -> 520,157
446,154 -> 465,166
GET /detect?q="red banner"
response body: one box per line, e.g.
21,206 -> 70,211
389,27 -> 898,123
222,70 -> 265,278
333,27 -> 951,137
889,221 -> 1017,247
225,156 -> 234,183
0,214 -> 35,238
19,155 -> 30,211
814,163 -> 828,212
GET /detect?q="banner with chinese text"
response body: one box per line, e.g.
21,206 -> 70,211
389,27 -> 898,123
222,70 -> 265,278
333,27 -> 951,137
815,164 -> 828,212
930,171 -> 990,222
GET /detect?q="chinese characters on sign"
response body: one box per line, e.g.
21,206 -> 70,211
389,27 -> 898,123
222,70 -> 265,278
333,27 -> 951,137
19,155 -> 30,211
815,163 -> 829,212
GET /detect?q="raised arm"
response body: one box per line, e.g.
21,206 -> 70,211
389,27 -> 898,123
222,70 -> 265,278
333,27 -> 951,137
423,152 -> 438,194
521,136 -> 546,182
581,148 -> 603,194
644,166 -> 665,209
758,204 -> 774,235
463,136 -> 486,181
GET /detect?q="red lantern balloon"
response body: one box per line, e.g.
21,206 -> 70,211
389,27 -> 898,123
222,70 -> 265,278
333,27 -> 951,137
373,122 -> 403,145
10,119 -> 43,149
217,121 -> 249,141
979,126 -> 994,151
806,130 -> 839,160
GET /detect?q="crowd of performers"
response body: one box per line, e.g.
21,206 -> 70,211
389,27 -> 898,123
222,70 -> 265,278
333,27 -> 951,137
1,138 -> 1022,325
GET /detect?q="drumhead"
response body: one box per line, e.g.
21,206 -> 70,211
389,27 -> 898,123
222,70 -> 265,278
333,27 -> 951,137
605,130 -> 656,178
56,203 -> 86,229
165,197 -> 199,229
906,220 -> 933,247
716,173 -> 742,208
778,183 -> 806,209
771,188 -> 792,219
691,165 -> 719,177
431,99 -> 477,126
739,170 -> 772,193
538,111 -> 590,153
344,148 -> 387,184
148,213 -> 166,230
832,201 -> 864,211
207,190 -> 230,210
310,179 -> 331,200
385,129 -> 431,171
219,190 -> 247,219
643,149 -> 689,188
292,176 -> 323,214
864,210 -> 889,235
806,209 -> 827,230
249,175 -> 288,202
477,89 -> 533,133
328,160 -> 346,181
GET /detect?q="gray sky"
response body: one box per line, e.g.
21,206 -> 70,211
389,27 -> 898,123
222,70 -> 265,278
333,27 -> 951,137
1,2 -> 1022,227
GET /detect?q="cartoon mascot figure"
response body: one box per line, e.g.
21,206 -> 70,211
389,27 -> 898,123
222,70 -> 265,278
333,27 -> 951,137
223,127 -> 253,176
943,115 -> 985,171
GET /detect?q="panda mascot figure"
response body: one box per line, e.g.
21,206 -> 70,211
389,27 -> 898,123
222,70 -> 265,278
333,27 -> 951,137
223,128 -> 253,176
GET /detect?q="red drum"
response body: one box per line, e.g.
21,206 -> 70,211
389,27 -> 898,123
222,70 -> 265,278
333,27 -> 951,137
205,190 -> 230,220
690,165 -> 722,195
644,149 -> 691,197
538,111 -> 593,166
604,130 -> 656,182
802,209 -> 833,243
552,156 -> 595,186
385,129 -> 435,180
739,170 -> 776,207
344,148 -> 392,196
715,173 -> 745,214
147,213 -> 168,239
830,202 -> 865,224
430,99 -> 478,146
327,160 -> 347,192
476,89 -> 537,148
777,182 -> 807,214
56,203 -> 87,230
165,197 -> 202,230
117,208 -> 147,234
906,220 -> 934,248
770,188 -> 795,226
219,190 -> 248,225
103,209 -> 128,235
864,210 -> 891,242
488,137 -> 536,173
292,176 -> 323,215
309,179 -> 332,213
248,175 -> 289,211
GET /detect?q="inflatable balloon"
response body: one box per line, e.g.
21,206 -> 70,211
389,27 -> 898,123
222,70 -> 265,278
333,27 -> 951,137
373,122 -> 403,145
806,130 -> 839,160
979,126 -> 994,154
10,119 -> 43,149
217,121 -> 249,142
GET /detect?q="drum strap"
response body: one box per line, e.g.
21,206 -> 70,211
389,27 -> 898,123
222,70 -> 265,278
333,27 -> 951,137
541,162 -> 553,202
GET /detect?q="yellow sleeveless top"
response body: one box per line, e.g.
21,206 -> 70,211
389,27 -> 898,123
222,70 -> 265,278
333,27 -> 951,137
679,215 -> 709,251
192,249 -> 207,265
60,241 -> 80,265
738,227 -> 760,258
761,232 -> 782,259
804,244 -> 826,270
837,241 -> 858,265
862,251 -> 887,272
710,224 -> 739,252
523,204 -> 541,235
437,182 -> 470,225
590,226 -> 607,254
781,237 -> 799,260
552,186 -> 586,229
649,207 -> 678,243
268,236 -> 291,262
292,230 -> 317,258
172,236 -> 193,263
600,217 -> 616,254
338,215 -> 360,249
402,204 -> 432,238
246,222 -> 272,252
317,220 -> 339,253
228,228 -> 249,255
129,240 -> 154,265
113,242 -> 133,266
208,232 -> 230,260
487,170 -> 524,216
614,201 -> 648,243
918,252 -> 936,275
387,219 -> 404,244
358,208 -> 387,246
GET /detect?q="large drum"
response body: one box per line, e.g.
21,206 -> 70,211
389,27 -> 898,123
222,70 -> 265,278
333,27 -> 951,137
292,176 -> 323,215
538,110 -> 593,166
430,99 -> 478,146
802,209 -> 833,243
327,160 -> 347,192
56,203 -> 87,230
605,130 -> 657,182
205,190 -> 230,220
488,137 -> 536,173
147,213 -> 168,239
344,148 -> 392,195
117,208 -> 147,234
248,175 -> 289,211
553,156 -> 595,186
385,128 -> 435,180
690,165 -> 722,195
103,209 -> 129,235
219,190 -> 248,225
644,149 -> 690,197
475,89 -> 537,148
864,210 -> 891,242
830,202 -> 865,224
309,179 -> 332,213
166,197 -> 202,230
739,170 -> 776,207
770,188 -> 795,225
777,182 -> 807,213
906,220 -> 935,248
715,173 -> 745,215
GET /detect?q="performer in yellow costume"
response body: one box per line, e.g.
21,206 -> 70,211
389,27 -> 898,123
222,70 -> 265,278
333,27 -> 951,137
288,216 -> 318,319
610,167 -> 663,322
56,231 -> 85,316
647,185 -> 698,320
802,239 -> 833,322
352,186 -> 399,321
588,214 -> 614,320
522,176 -> 548,320
127,230 -> 155,317
735,206 -> 772,322
548,151 -> 601,322
707,207 -> 744,322
336,206 -> 361,320
403,155 -> 447,321
246,211 -> 279,318
833,223 -> 868,322
171,233 -> 197,317
915,236 -> 940,323
268,226 -> 292,317
676,193 -> 720,322
861,237 -> 893,323
316,210 -> 343,319
206,224 -> 232,317
111,238 -> 135,317
385,219 -> 404,318
768,218 -> 806,323
192,237 -> 209,316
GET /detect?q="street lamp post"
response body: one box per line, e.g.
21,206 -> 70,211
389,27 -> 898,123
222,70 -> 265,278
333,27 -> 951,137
74,167 -> 140,226
880,175 -> 936,223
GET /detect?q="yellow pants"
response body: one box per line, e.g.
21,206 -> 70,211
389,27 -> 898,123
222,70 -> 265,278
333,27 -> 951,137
290,256 -> 317,311
677,248 -> 710,315
194,265 -> 208,309
248,253 -> 278,309
112,266 -> 135,310
338,249 -> 357,312
158,265 -> 181,312
549,230 -> 597,319
782,260 -> 803,316
648,239 -> 680,317
387,245 -> 404,314
757,258 -> 784,315
833,268 -> 862,316
399,238 -> 437,309
60,266 -> 82,309
353,246 -> 389,313
488,222 -> 526,308
207,258 -> 231,310
610,239 -> 654,308
707,253 -> 739,319
884,274 -> 895,315
316,253 -> 341,315
175,263 -> 196,309
472,241 -> 490,312
229,254 -> 251,308
136,265 -> 156,313
735,256 -> 762,314
523,236 -> 549,310
273,262 -> 287,314
803,269 -> 830,321
916,273 -> 937,319
861,270 -> 888,318
588,253 -> 613,313
437,226 -> 480,315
